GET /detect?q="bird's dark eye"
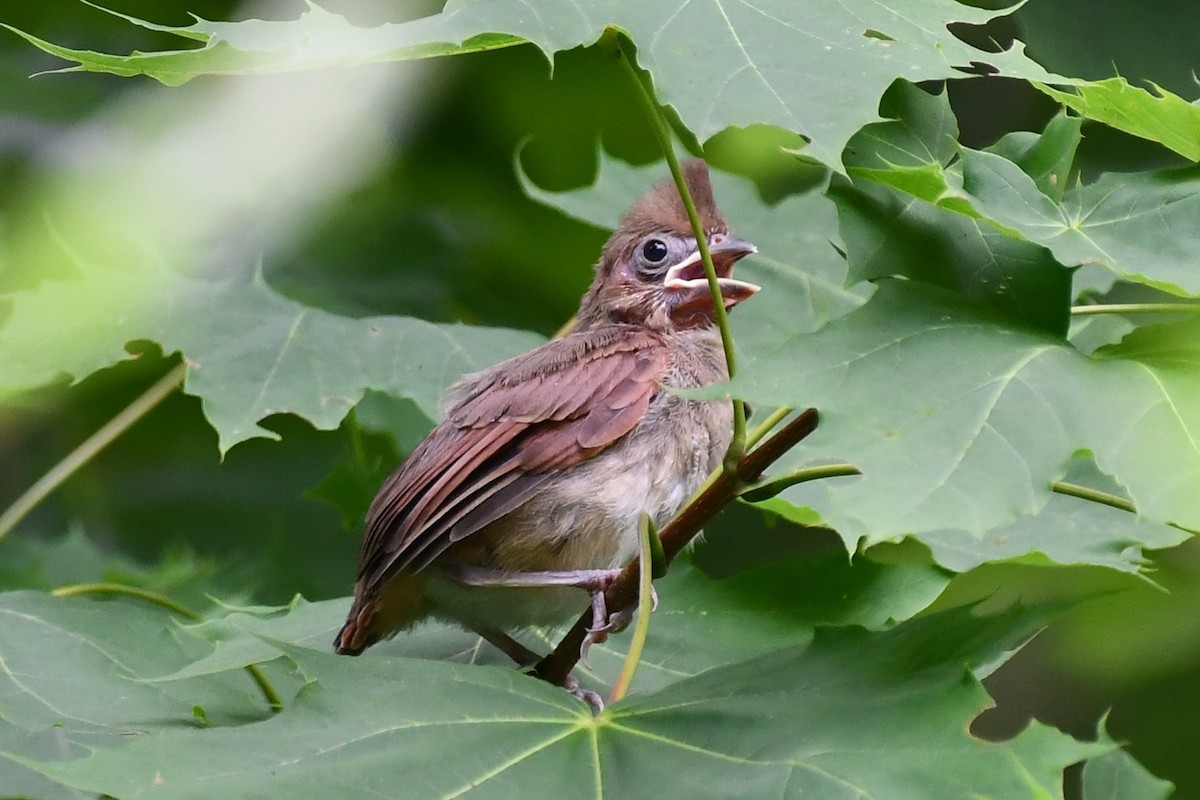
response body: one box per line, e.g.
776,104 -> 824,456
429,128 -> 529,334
641,239 -> 668,263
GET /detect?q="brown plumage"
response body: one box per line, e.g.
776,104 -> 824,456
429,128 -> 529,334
334,160 -> 758,664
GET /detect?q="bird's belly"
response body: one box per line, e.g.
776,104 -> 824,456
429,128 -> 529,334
427,396 -> 728,633
424,581 -> 594,631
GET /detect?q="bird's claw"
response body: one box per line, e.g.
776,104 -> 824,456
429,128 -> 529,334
579,585 -> 659,665
563,674 -> 604,714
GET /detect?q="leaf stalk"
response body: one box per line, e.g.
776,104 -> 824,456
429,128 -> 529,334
0,362 -> 188,543
608,30 -> 748,472
1071,303 -> 1200,316
1050,480 -> 1137,513
608,513 -> 655,705
53,581 -> 284,713
740,463 -> 864,502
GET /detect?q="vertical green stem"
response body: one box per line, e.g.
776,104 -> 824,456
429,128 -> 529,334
608,513 -> 654,705
606,30 -> 748,472
346,408 -> 368,473
0,361 -> 188,542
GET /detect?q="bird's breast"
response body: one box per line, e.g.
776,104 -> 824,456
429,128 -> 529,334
470,328 -> 732,573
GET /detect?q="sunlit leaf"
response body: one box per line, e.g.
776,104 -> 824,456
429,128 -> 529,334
0,261 -> 540,453
726,281 -> 1200,542
1081,747 -> 1174,800
1036,77 -> 1200,161
3,0 -> 1070,168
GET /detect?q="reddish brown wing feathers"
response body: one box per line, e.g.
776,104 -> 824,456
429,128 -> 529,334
355,326 -> 667,591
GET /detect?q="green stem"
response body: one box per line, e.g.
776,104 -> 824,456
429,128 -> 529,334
346,408 -> 367,473
740,463 -> 863,502
745,407 -> 793,450
0,362 -> 188,543
1050,480 -> 1136,513
53,581 -> 197,617
552,314 -> 578,340
739,462 -> 1146,517
677,407 -> 797,514
739,458 -> 1146,521
608,513 -> 654,706
608,30 -> 747,472
52,581 -> 284,714
1071,303 -> 1200,316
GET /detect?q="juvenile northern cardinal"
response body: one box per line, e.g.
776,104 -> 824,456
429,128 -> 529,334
335,161 -> 758,691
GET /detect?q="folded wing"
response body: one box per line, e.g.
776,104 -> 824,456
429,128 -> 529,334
356,325 -> 667,591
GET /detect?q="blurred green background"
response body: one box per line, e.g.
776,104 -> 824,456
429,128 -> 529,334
2,1 -> 1200,795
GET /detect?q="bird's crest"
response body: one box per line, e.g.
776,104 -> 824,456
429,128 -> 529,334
618,160 -> 726,238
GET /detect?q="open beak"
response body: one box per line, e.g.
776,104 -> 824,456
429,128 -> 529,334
664,235 -> 760,319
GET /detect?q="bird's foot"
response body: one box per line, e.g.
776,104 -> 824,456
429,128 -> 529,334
580,585 -> 658,664
563,673 -> 605,714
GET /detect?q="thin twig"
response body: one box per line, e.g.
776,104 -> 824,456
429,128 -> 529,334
534,409 -> 820,690
0,362 -> 187,542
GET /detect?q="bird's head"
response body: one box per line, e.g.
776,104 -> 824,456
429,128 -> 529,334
578,160 -> 759,331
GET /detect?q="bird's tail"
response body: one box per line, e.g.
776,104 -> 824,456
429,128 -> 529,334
332,597 -> 376,655
333,575 -> 429,655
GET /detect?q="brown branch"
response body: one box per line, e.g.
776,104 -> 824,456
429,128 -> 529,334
533,408 -> 820,688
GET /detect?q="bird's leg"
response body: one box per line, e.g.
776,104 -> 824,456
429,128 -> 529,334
448,565 -> 657,666
474,625 -> 604,712
450,566 -> 621,591
476,627 -> 541,667
448,565 -> 623,634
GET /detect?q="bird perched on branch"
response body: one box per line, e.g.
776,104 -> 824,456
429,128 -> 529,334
334,160 -> 758,688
